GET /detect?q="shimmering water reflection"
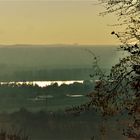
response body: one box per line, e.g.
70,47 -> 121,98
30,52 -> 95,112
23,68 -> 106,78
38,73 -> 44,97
1,80 -> 84,87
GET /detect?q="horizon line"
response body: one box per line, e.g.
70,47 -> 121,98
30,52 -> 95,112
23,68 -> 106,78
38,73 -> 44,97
0,43 -> 120,46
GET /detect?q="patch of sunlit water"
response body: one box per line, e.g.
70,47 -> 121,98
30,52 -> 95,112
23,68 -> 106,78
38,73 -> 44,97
66,94 -> 84,98
33,81 -> 83,87
1,80 -> 84,88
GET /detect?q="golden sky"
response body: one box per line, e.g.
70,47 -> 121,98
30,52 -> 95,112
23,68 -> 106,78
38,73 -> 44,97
0,0 -> 120,45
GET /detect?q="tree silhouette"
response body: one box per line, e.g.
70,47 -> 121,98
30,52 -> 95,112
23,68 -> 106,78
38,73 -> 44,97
66,1 -> 140,139
93,1 -> 140,139
99,0 -> 140,44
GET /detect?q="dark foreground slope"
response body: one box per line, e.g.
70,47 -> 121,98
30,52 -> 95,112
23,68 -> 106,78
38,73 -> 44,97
0,109 -> 128,140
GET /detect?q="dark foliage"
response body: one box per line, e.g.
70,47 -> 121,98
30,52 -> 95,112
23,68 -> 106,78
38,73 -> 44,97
66,1 -> 140,139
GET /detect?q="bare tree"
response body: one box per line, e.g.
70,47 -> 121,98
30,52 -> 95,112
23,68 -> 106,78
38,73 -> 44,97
66,1 -> 140,139
94,1 -> 140,139
98,0 -> 140,44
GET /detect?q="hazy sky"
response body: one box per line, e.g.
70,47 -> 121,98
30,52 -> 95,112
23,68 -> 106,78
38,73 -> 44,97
0,0 -> 120,45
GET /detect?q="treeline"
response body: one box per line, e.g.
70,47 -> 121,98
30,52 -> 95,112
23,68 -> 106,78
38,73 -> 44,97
0,81 -> 94,112
0,80 -> 94,97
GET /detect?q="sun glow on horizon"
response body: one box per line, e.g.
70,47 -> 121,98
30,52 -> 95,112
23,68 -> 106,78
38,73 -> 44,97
0,1 -> 120,45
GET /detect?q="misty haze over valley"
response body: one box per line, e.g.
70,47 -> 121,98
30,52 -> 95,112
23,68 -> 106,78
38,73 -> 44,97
0,44 -> 121,81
